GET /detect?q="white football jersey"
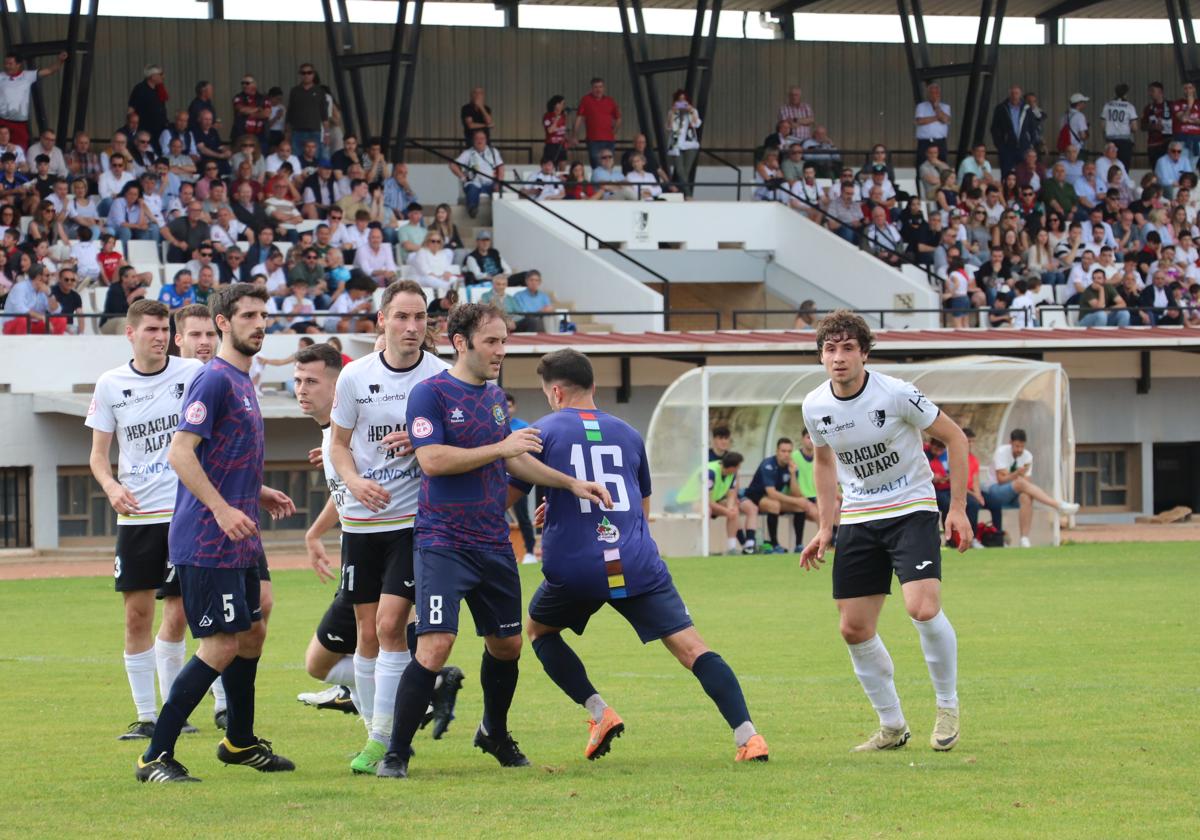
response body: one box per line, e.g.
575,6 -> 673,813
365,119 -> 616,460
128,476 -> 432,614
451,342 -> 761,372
85,356 -> 204,525
329,349 -> 449,532
320,424 -> 347,516
801,371 -> 939,523
1102,100 -> 1138,139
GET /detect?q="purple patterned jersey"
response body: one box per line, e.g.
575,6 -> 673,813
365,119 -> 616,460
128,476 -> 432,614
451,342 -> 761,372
169,357 -> 265,568
406,370 -> 511,551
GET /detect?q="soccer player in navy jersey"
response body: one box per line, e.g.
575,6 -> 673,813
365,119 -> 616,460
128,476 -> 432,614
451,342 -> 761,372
376,303 -> 612,779
136,284 -> 297,783
514,348 -> 769,763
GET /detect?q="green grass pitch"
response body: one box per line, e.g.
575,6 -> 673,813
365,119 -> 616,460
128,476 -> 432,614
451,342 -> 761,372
1,543 -> 1196,838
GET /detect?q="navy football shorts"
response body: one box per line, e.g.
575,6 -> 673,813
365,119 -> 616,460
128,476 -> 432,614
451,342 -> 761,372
158,550 -> 268,599
414,545 -> 522,638
528,577 -> 694,644
177,564 -> 262,638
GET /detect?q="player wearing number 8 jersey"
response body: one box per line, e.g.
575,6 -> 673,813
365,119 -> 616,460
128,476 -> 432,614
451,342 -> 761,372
328,280 -> 451,773
513,349 -> 768,763
375,303 -> 612,779
799,310 -> 968,754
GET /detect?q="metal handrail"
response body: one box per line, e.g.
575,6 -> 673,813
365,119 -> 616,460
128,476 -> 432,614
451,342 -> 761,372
697,148 -> 743,197
407,138 -> 678,329
732,304 -> 1176,330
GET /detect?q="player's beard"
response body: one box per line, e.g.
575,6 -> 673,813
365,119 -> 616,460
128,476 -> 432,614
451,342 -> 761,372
231,331 -> 264,357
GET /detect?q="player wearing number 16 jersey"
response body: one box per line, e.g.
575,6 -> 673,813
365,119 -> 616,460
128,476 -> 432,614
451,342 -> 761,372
799,310 -> 968,753
512,349 -> 768,763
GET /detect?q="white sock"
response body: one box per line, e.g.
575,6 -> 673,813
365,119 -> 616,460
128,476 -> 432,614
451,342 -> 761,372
726,537 -> 739,550
154,637 -> 186,707
913,610 -> 959,709
123,647 -> 158,722
211,673 -> 227,713
353,653 -> 377,729
847,635 -> 905,729
324,655 -> 356,687
733,721 -> 758,747
584,693 -> 608,723
371,649 -> 412,744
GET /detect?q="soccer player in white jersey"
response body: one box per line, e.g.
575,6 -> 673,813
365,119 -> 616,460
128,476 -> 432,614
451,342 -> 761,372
173,303 -> 217,363
799,311 -> 969,753
329,279 -> 454,774
86,299 -> 203,740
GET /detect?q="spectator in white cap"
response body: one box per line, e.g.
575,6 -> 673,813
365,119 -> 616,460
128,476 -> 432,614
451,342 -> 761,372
1058,93 -> 1090,155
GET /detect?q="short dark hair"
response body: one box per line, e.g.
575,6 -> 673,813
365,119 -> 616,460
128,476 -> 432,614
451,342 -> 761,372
447,302 -> 504,352
295,342 -> 344,370
776,437 -> 793,449
711,425 -> 731,439
128,299 -> 169,326
536,348 -> 594,390
590,76 -> 604,85
720,451 -> 744,469
814,309 -> 874,354
1010,428 -> 1027,442
210,282 -> 268,328
380,279 -> 426,313
173,303 -> 212,331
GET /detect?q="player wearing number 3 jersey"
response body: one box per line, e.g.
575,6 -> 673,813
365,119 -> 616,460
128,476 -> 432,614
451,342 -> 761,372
512,348 -> 768,763
799,310 -> 967,754
375,303 -> 612,780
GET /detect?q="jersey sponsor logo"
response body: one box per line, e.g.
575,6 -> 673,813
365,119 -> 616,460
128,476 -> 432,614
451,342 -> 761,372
122,389 -> 133,398
369,383 -> 381,394
411,416 -> 433,438
169,382 -> 185,399
184,400 -> 207,425
596,516 -> 620,543
869,409 -> 886,428
450,407 -> 465,423
492,403 -> 506,425
197,614 -> 213,628
838,442 -> 901,480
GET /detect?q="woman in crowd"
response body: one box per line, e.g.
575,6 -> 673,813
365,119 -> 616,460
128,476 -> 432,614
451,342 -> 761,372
563,161 -> 600,200
542,95 -> 570,170
408,228 -> 459,291
1025,227 -> 1066,287
430,203 -> 465,251
666,89 -> 702,199
754,148 -> 786,203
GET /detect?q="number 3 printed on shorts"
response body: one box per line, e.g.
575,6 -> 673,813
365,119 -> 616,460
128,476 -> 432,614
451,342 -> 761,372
222,593 -> 235,622
428,595 -> 443,625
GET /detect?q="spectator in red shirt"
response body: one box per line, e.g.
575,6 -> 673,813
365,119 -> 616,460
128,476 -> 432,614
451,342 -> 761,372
542,95 -> 569,170
926,436 -> 982,545
573,77 -> 621,169
233,75 -> 271,154
1142,82 -> 1172,169
1171,81 -> 1200,162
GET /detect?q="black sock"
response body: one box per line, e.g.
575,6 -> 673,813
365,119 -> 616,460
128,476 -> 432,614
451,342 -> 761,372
387,658 -> 439,755
736,529 -> 745,545
480,650 -> 520,736
531,634 -> 596,705
691,651 -> 751,730
745,528 -> 756,544
144,656 -> 219,761
221,655 -> 260,748
766,515 -> 779,545
794,514 -> 806,545
405,621 -> 417,654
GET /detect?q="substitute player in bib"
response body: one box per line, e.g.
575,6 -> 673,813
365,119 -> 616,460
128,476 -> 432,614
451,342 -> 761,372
137,284 -> 296,783
376,303 -> 612,779
329,280 -> 459,774
87,299 -> 204,740
516,349 -> 769,763
799,311 -> 969,753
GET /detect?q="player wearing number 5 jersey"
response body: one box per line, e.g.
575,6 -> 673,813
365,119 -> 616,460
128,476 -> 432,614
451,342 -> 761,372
87,299 -> 203,741
799,310 -> 968,754
511,349 -> 768,763
376,303 -> 612,779
136,284 -> 297,783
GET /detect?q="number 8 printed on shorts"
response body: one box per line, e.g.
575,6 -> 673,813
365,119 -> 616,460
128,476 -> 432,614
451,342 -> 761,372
428,595 -> 443,625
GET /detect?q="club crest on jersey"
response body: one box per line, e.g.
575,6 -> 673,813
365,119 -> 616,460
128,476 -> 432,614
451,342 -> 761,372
492,404 -> 506,425
596,516 -> 620,543
170,383 -> 185,399
869,410 -> 886,428
411,416 -> 433,438
184,400 -> 207,425
450,407 -> 465,423
242,396 -> 253,410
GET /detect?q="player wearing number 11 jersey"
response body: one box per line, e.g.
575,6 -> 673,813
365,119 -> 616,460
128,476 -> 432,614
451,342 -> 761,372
512,348 -> 768,763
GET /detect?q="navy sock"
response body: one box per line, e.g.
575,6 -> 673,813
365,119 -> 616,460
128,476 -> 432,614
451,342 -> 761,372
794,514 -> 806,544
221,655 -> 259,748
766,515 -> 779,545
736,529 -> 745,545
531,634 -> 596,706
387,658 -> 438,755
144,656 -> 219,761
406,621 -> 417,654
691,651 -> 751,730
480,650 -> 519,736
745,528 -> 756,544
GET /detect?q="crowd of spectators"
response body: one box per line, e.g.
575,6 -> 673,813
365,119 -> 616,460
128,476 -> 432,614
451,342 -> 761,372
0,60 -> 568,335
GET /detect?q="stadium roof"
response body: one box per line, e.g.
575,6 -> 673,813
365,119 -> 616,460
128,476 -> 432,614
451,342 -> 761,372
442,0 -> 1168,19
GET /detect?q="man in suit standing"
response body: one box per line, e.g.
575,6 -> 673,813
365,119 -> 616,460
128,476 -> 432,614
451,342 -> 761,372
991,85 -> 1037,177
